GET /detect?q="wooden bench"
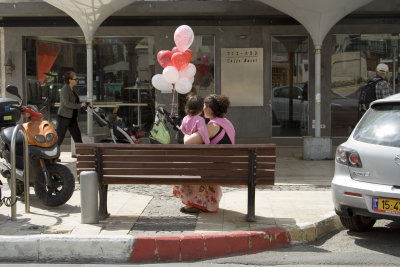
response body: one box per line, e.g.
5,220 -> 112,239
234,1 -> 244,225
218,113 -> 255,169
75,143 -> 276,222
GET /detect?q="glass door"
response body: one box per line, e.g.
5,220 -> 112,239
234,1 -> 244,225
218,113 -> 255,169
271,36 -> 309,137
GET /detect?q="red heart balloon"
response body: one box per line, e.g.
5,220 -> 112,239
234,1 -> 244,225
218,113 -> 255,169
171,51 -> 192,71
157,50 -> 173,68
186,49 -> 193,57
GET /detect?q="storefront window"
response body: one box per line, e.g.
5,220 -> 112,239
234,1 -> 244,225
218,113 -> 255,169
271,36 -> 309,137
24,36 -> 155,139
331,34 -> 396,136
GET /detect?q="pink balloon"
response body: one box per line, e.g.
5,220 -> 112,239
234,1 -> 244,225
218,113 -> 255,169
174,25 -> 194,52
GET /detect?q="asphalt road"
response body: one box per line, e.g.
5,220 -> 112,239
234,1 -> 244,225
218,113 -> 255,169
205,219 -> 400,266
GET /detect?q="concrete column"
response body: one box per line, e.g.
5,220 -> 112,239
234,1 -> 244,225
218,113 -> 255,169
86,39 -> 93,137
0,28 -> 5,97
314,45 -> 321,138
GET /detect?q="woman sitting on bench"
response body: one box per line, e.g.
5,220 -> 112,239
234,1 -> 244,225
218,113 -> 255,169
173,94 -> 235,214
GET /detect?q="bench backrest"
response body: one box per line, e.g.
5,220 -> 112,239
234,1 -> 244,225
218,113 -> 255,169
76,143 -> 276,185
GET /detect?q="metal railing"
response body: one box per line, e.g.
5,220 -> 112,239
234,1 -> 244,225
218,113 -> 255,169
10,125 -> 30,221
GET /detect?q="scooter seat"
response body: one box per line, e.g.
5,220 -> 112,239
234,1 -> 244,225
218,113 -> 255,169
0,126 -> 24,146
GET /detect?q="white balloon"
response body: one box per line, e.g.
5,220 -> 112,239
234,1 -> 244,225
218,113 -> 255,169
179,63 -> 196,79
175,78 -> 192,94
152,74 -> 173,91
162,66 -> 179,84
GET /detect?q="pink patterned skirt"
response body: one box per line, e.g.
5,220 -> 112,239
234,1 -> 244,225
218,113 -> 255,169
173,184 -> 222,213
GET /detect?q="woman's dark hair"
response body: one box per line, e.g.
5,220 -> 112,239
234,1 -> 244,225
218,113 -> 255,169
204,94 -> 230,118
185,94 -> 204,116
64,71 -> 76,84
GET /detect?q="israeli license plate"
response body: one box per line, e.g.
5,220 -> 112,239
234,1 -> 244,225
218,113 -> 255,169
372,197 -> 400,215
3,115 -> 12,121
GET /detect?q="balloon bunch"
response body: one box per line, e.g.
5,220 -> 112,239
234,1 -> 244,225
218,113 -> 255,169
152,25 -> 196,95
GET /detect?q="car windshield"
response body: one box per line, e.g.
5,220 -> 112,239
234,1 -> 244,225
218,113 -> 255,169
353,103 -> 400,147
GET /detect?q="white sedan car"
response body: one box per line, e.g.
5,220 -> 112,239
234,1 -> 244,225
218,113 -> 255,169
332,93 -> 400,231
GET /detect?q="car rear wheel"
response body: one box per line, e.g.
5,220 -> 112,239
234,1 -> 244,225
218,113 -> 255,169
339,215 -> 376,232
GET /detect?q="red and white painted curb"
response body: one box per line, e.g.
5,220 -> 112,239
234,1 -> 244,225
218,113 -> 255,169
0,228 -> 290,263
131,227 -> 290,263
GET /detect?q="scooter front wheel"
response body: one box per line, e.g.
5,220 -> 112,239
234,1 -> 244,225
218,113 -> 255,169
34,163 -> 75,207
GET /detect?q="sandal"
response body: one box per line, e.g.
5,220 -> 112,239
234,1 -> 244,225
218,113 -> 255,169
180,206 -> 200,214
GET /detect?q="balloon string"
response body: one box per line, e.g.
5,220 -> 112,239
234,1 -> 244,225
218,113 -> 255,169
170,85 -> 175,118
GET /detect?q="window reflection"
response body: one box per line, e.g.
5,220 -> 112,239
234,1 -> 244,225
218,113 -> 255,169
331,34 -> 396,137
191,35 -> 215,98
271,36 -> 309,137
24,36 -> 156,139
24,35 -> 215,143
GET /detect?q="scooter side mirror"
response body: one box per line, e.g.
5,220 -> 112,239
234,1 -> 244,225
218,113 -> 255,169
6,85 -> 22,100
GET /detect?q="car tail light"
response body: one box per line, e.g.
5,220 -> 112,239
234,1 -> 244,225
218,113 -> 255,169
335,146 -> 362,168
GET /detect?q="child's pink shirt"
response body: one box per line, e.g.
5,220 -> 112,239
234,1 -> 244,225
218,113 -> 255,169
180,115 -> 210,144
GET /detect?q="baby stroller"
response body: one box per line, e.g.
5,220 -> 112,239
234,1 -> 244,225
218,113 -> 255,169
87,106 -> 137,144
149,107 -> 182,144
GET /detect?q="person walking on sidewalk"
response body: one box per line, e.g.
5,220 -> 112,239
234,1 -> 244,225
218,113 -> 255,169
173,94 -> 235,214
56,71 -> 87,147
374,63 -> 393,100
359,63 -> 393,117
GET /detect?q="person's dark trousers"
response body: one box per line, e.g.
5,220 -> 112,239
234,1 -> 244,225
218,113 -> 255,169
56,115 -> 83,146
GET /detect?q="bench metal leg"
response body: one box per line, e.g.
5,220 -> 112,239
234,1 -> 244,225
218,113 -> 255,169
247,148 -> 256,222
247,179 -> 256,222
98,184 -> 110,220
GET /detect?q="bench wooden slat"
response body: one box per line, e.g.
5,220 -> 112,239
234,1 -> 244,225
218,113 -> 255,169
102,175 -> 274,185
76,155 -> 95,162
77,169 -> 275,175
77,162 -> 95,169
102,168 -> 250,176
101,162 -> 250,169
76,155 -> 276,163
101,149 -> 249,157
77,162 -> 276,170
101,155 -> 250,163
76,143 -> 276,150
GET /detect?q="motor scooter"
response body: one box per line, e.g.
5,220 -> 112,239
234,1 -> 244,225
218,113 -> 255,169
0,85 -> 75,207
